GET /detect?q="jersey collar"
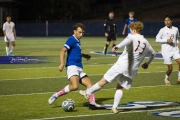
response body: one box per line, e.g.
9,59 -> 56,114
73,35 -> 80,42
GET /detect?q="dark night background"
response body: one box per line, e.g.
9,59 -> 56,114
0,0 -> 180,36
1,0 -> 180,23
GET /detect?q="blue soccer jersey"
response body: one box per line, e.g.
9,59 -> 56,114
64,35 -> 82,68
125,18 -> 137,34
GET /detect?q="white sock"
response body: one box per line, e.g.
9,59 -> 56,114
6,47 -> 9,55
165,74 -> 169,80
10,46 -> 14,52
112,89 -> 123,108
64,85 -> 70,93
86,83 -> 101,95
178,71 -> 180,78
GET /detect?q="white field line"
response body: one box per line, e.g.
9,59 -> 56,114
0,70 -> 178,81
28,107 -> 180,120
0,62 -> 165,71
0,84 -> 173,97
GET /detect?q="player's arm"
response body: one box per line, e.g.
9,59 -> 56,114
141,46 -> 156,69
104,19 -> 108,37
82,53 -> 91,60
177,29 -> 180,47
112,36 -> 132,52
115,22 -> 117,36
122,24 -> 127,35
3,24 -> 8,40
13,26 -> 16,40
59,47 -> 67,72
156,29 -> 172,44
122,19 -> 128,35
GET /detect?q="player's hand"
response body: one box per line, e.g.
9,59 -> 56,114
178,43 -> 180,47
122,31 -> 125,35
167,39 -> 173,45
141,63 -> 148,69
105,33 -> 108,37
112,46 -> 118,52
83,54 -> 91,60
59,64 -> 64,72
6,36 -> 9,41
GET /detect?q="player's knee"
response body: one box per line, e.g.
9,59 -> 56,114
71,85 -> 79,91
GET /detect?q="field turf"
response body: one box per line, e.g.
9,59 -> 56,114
0,36 -> 180,120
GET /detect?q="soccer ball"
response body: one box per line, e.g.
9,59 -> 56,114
62,98 -> 75,112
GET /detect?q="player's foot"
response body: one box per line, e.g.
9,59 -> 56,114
112,53 -> 117,56
48,93 -> 58,105
164,78 -> 170,85
79,90 -> 90,99
111,108 -> 119,114
7,52 -> 12,56
90,102 -> 103,107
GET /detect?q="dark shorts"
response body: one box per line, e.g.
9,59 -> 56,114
107,31 -> 116,41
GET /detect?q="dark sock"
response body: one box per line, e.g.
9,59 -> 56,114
104,44 -> 109,55
112,44 -> 117,55
112,44 -> 116,48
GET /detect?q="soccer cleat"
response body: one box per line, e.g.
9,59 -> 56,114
7,52 -> 12,56
48,93 -> 58,105
111,108 -> 119,114
90,102 -> 103,107
164,78 -> 171,85
79,90 -> 90,99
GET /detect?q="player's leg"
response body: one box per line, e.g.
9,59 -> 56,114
175,58 -> 180,82
111,83 -> 123,114
48,75 -> 80,105
103,33 -> 111,55
5,42 -> 9,56
163,56 -> 172,85
164,64 -> 173,85
48,66 -> 80,104
4,36 -> 10,56
85,66 -> 120,99
80,76 -> 101,106
111,32 -> 117,56
9,41 -> 15,56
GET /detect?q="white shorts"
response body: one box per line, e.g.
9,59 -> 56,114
66,65 -> 87,80
4,36 -> 15,42
163,51 -> 180,64
104,66 -> 132,90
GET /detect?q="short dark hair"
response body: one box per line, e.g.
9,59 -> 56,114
164,14 -> 172,21
109,11 -> 114,14
73,23 -> 85,31
6,15 -> 11,18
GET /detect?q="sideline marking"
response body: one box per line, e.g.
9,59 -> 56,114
0,85 -> 174,97
29,107 -> 180,120
0,70 -> 178,81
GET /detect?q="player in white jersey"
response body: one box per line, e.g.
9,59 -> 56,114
3,15 -> 16,56
79,21 -> 155,113
156,14 -> 180,85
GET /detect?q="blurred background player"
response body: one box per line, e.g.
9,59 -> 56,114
3,15 -> 16,56
122,11 -> 137,35
156,14 -> 180,85
48,23 -> 100,107
80,21 -> 155,113
103,11 -> 117,56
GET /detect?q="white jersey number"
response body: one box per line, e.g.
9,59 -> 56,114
134,40 -> 146,54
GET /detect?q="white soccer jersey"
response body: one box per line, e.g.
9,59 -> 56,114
156,26 -> 179,56
3,21 -> 15,38
113,34 -> 155,79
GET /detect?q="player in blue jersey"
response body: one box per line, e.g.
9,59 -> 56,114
122,11 -> 137,35
48,23 -> 100,107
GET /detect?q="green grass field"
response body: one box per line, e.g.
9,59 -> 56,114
0,36 -> 180,120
